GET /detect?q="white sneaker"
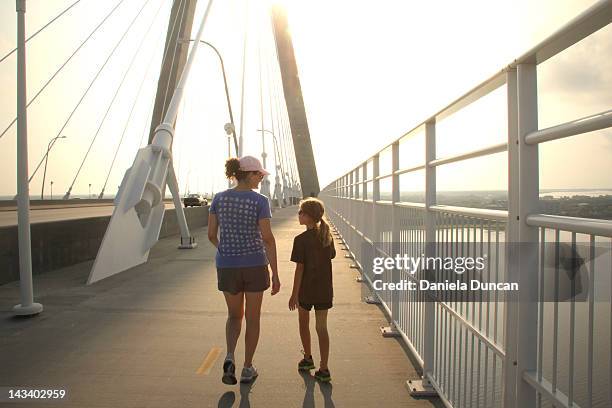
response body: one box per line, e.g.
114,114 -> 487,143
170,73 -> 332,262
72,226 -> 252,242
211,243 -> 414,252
240,365 -> 258,383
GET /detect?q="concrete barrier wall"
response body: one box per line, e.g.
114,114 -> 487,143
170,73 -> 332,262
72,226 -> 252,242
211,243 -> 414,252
0,206 -> 208,285
0,198 -> 175,211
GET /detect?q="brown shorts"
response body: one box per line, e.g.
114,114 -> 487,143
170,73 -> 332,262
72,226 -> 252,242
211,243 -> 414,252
217,265 -> 270,294
299,301 -> 333,311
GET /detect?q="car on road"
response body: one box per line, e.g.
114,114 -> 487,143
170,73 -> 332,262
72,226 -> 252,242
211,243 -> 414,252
183,194 -> 208,207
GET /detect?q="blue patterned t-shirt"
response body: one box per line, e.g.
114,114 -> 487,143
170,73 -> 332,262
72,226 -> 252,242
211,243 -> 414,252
209,189 -> 272,268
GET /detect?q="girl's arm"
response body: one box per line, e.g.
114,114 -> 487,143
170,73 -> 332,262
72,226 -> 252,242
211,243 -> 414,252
289,263 -> 304,310
207,213 -> 219,248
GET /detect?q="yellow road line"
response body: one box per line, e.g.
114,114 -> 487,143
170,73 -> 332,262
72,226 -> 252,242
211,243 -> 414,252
196,346 -> 222,375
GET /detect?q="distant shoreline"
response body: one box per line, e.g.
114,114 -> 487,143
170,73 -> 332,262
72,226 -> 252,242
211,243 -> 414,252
1,189 -> 610,201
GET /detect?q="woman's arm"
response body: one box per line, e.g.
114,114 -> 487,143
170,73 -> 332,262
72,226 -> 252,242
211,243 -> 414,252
259,218 -> 280,295
207,213 -> 219,248
288,263 -> 304,310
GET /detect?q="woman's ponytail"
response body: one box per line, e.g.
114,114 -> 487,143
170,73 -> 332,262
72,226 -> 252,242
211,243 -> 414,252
225,158 -> 240,179
225,157 -> 249,181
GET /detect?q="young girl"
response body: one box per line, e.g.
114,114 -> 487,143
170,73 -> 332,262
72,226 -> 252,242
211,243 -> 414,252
288,198 -> 336,382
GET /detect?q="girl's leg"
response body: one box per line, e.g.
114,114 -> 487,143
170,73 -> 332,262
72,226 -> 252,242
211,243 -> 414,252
223,291 -> 244,356
298,305 -> 312,357
244,291 -> 264,367
314,309 -> 329,370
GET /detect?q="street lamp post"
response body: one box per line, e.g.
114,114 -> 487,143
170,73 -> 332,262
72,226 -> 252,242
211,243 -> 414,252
226,132 -> 232,189
88,183 -> 91,199
41,135 -> 66,200
181,38 -> 238,155
50,181 -> 53,200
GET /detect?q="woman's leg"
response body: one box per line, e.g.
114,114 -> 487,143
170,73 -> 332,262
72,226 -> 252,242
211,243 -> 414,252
223,291 -> 244,356
298,305 -> 312,357
244,291 -> 264,367
314,309 -> 329,370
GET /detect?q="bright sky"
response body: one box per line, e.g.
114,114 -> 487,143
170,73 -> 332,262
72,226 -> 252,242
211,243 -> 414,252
0,0 -> 610,198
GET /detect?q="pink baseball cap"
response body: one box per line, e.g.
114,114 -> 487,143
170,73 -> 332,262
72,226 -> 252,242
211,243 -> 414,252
239,155 -> 270,175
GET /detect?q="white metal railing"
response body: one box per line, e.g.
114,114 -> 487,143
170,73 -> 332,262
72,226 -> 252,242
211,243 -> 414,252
320,2 -> 612,407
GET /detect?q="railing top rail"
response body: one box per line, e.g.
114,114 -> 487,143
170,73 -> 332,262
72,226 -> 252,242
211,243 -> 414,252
511,0 -> 612,67
526,214 -> 612,237
396,202 -> 426,210
430,204 -> 509,222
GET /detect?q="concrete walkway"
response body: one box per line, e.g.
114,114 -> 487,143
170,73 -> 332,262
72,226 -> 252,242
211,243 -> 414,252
0,207 -> 442,408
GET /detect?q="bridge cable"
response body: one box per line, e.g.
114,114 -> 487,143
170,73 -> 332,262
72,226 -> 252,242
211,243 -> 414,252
0,0 -> 83,65
98,4 -> 168,198
267,22 -> 299,188
266,31 -> 285,179
258,35 -> 266,179
138,0 -> 187,148
139,99 -> 156,147
63,0 -> 163,199
266,41 -> 292,196
265,15 -> 298,186
269,60 -> 290,183
159,0 -> 187,121
0,0 -> 128,141
175,73 -> 189,196
266,53 -> 287,188
28,0 -> 153,185
268,31 -> 288,183
272,59 -> 298,188
237,0 -> 249,156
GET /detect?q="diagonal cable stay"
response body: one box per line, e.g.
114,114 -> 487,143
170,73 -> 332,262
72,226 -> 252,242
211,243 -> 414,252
92,0 -> 190,197
141,0 -> 186,146
98,11 -> 168,198
0,0 -> 83,65
63,0 -> 157,199
29,0 -> 184,184
1,0 -> 127,141
160,0 -> 188,122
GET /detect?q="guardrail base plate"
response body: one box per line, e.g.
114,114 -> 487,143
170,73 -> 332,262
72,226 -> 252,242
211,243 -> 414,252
364,295 -> 381,305
380,326 -> 400,338
178,237 -> 197,249
406,379 -> 438,397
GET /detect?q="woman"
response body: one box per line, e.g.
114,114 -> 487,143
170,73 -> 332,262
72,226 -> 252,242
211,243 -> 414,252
207,155 -> 281,385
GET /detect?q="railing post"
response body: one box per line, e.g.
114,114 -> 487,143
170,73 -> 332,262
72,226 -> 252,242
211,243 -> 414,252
514,63 -> 539,408
373,156 -> 380,228
362,162 -> 367,201
423,120 -> 437,376
408,120 -> 437,395
504,67 -> 520,408
372,155 -> 380,286
349,170 -> 354,254
383,142 -> 401,335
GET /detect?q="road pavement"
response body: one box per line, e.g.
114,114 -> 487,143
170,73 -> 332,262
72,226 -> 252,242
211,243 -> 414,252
0,207 -> 441,408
